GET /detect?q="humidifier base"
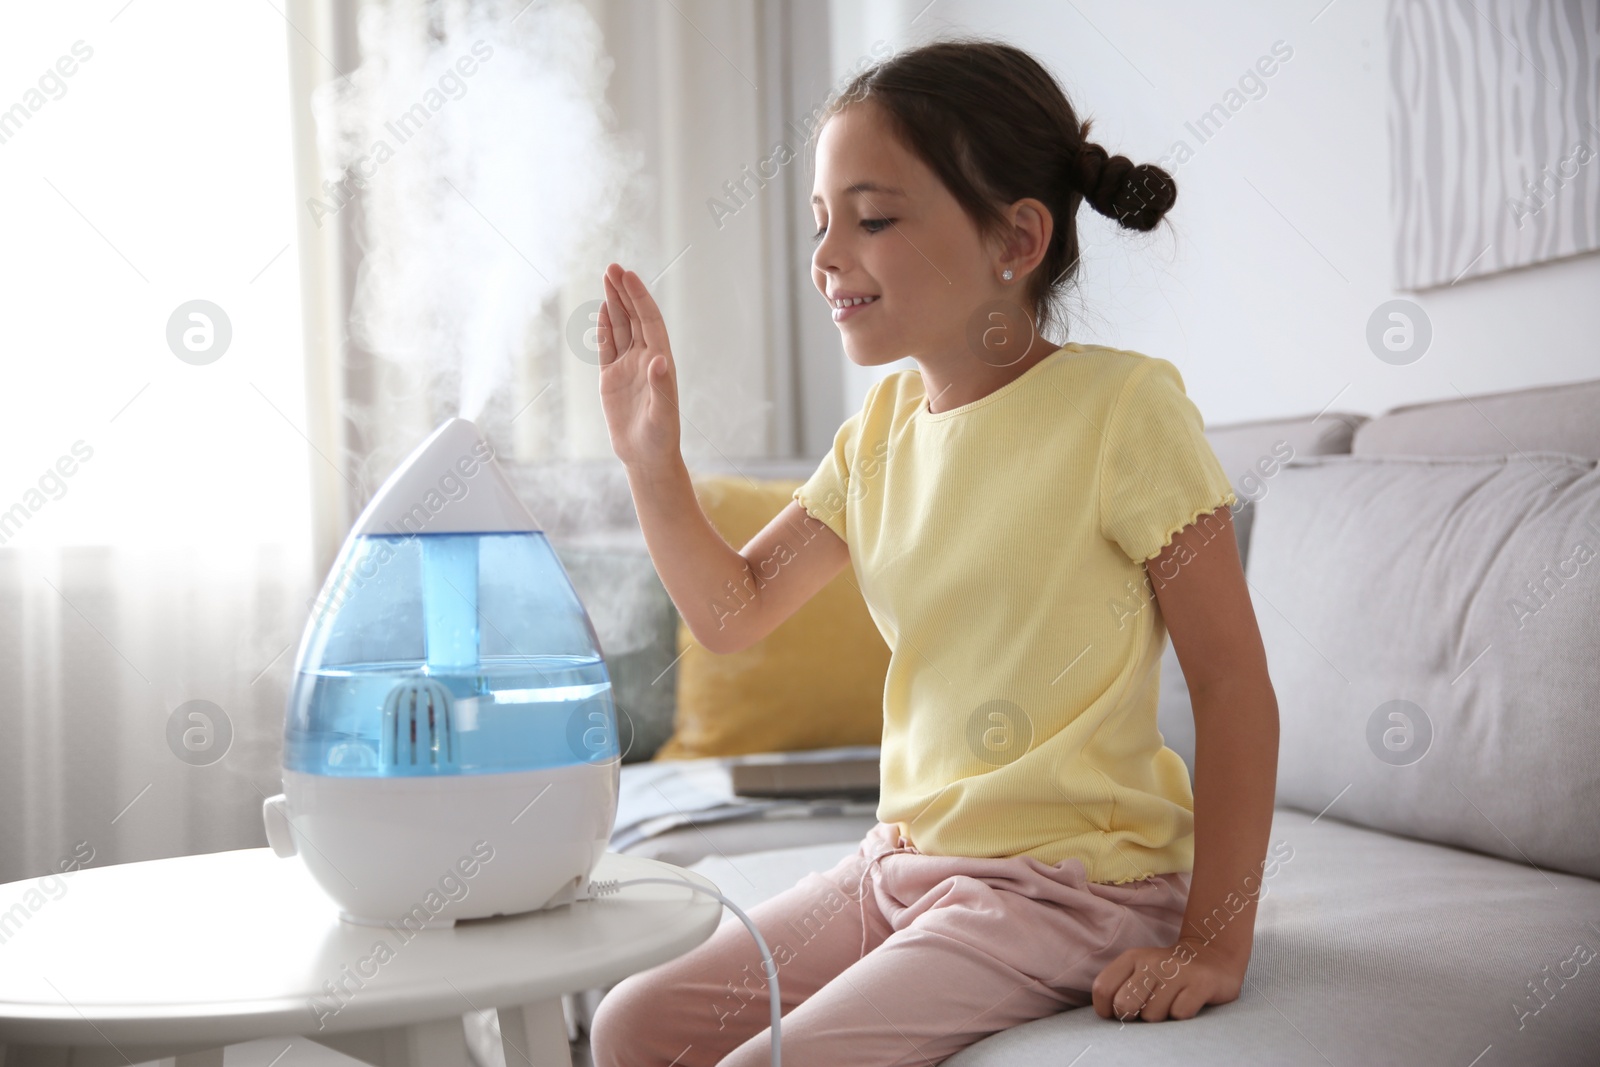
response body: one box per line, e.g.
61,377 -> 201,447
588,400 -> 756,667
262,760 -> 620,927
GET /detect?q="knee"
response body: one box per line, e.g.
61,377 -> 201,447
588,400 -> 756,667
588,971 -> 689,1067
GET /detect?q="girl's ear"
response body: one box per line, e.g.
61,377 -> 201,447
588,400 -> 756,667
997,198 -> 1053,280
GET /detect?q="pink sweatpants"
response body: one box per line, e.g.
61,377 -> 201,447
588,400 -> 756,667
589,821 -> 1191,1067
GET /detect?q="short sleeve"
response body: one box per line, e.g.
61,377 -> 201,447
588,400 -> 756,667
1099,358 -> 1238,563
792,406 -> 861,544
794,377 -> 893,545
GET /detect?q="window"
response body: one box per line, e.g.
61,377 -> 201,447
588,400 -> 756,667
0,1 -> 308,550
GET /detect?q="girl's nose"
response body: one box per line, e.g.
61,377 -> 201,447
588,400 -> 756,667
812,230 -> 849,274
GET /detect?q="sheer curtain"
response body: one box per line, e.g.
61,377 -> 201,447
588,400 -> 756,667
286,0 -> 845,592
0,3 -> 313,885
0,0 -> 852,887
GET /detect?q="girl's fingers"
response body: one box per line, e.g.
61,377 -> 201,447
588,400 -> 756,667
596,299 -> 616,366
621,270 -> 668,356
603,271 -> 633,355
604,265 -> 675,384
610,266 -> 645,339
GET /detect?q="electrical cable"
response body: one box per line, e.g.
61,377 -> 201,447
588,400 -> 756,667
580,875 -> 782,1067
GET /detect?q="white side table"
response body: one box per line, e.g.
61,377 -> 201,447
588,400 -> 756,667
0,848 -> 722,1066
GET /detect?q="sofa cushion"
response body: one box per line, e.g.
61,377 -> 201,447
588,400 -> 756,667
676,809 -> 1600,1064
1156,411 -> 1364,778
1247,450 -> 1600,879
1352,376 -> 1600,459
937,808 -> 1600,1065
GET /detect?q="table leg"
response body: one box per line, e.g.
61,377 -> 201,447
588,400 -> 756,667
497,999 -> 572,1067
388,1016 -> 472,1067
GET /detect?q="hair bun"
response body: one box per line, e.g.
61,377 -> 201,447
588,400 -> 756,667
1075,141 -> 1176,232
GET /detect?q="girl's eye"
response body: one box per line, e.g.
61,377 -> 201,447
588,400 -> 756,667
810,218 -> 893,243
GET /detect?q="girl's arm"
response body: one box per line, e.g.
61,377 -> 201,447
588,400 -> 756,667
596,264 -> 851,655
1092,503 -> 1281,1023
626,463 -> 850,655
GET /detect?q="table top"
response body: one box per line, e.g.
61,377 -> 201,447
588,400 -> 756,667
0,848 -> 723,1049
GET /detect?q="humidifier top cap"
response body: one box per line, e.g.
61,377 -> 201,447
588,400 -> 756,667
351,418 -> 542,537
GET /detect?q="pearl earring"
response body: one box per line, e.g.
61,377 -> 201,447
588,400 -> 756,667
1002,269 -> 1013,281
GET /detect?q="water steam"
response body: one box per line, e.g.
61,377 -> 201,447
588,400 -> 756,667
309,0 -> 640,422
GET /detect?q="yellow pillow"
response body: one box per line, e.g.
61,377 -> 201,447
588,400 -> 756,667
653,474 -> 888,760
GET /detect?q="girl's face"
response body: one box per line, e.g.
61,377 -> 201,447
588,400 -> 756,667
810,101 -> 1014,369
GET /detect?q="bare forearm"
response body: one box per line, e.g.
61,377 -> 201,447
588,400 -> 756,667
624,456 -> 758,653
1180,675 -> 1280,966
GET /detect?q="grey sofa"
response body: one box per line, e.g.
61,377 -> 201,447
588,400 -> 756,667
517,375 -> 1600,1066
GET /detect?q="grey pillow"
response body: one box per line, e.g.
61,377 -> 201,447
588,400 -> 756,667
1206,411 -> 1367,564
1352,377 -> 1600,459
1248,451 -> 1600,880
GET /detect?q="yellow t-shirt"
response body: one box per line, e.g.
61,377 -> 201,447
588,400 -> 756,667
793,342 -> 1238,884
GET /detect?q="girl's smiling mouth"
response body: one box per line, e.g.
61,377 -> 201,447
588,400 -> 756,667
831,294 -> 881,322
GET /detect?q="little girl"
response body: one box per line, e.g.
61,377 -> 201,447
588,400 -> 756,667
589,36 -> 1279,1067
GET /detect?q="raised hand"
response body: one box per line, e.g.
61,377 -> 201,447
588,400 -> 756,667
596,263 -> 683,473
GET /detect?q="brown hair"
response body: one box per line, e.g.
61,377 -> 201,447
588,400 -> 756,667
808,37 -> 1177,340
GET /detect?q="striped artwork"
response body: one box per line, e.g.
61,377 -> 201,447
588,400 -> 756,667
1388,0 -> 1599,290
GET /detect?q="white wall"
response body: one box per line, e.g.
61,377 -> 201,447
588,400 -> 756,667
826,0 -> 1600,427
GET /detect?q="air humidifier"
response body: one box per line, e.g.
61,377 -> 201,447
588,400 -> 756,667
261,418 -> 620,928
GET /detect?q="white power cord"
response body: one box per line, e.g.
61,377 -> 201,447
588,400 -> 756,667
580,876 -> 782,1067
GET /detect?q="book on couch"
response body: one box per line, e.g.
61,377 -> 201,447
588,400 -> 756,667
728,750 -> 881,799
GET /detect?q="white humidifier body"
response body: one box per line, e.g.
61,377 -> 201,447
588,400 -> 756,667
261,418 -> 620,928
